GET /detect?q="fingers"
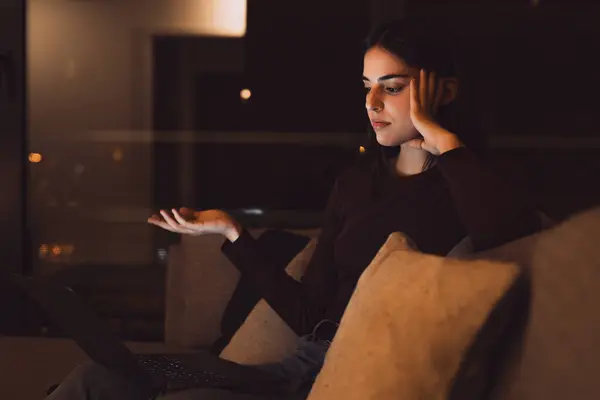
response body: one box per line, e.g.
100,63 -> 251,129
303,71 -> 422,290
147,215 -> 171,229
147,217 -> 179,233
428,71 -> 437,115
410,78 -> 421,115
172,208 -> 195,228
147,214 -> 161,223
160,210 -> 178,228
419,69 -> 428,112
159,210 -> 194,234
148,209 -> 201,235
416,69 -> 443,116
413,69 -> 438,115
433,78 -> 444,116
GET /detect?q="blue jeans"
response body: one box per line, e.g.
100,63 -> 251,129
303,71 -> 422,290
46,336 -> 330,400
258,336 -> 330,394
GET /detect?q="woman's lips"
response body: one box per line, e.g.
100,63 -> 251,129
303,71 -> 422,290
371,121 -> 391,129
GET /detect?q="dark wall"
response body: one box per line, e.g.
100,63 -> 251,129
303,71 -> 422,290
402,2 -> 600,219
190,0 -> 371,133
0,0 -> 27,333
405,2 -> 599,140
0,0 -> 26,273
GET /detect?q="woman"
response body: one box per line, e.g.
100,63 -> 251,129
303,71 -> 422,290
47,20 -> 540,400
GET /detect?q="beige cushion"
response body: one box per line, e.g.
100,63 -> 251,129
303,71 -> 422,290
220,238 -> 318,365
308,232 -> 521,400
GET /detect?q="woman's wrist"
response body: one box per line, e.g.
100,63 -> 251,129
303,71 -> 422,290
437,133 -> 463,155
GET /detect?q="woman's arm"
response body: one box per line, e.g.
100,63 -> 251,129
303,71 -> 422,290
147,182 -> 343,335
437,147 -> 541,251
221,181 -> 343,336
407,70 -> 541,251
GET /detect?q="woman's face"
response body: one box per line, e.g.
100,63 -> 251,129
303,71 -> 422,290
362,46 -> 420,147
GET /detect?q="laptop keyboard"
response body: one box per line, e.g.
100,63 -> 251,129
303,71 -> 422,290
136,354 -> 230,388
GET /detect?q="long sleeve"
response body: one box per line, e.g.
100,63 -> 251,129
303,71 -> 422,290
437,146 -> 541,251
221,180 -> 343,336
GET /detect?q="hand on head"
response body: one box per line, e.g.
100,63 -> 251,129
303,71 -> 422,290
404,69 -> 462,155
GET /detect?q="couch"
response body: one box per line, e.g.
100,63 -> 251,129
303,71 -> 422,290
3,207 -> 599,399
0,229 -> 315,400
165,207 -> 600,399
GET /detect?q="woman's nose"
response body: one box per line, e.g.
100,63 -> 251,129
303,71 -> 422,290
365,88 -> 383,112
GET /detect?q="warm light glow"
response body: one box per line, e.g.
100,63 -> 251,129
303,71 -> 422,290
359,146 -> 366,154
63,245 -> 75,256
29,153 -> 43,163
39,244 -> 75,260
39,244 -> 49,256
240,88 -> 252,100
211,0 -> 247,36
112,147 -> 124,162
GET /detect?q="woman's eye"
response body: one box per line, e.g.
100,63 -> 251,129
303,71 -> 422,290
364,87 -> 371,94
385,86 -> 404,94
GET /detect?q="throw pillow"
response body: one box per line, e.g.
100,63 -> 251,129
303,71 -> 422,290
308,232 -> 523,400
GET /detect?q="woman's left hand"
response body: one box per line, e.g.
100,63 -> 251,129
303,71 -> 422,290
405,69 -> 462,155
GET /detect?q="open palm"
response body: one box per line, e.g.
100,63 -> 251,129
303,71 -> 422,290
148,208 -> 240,240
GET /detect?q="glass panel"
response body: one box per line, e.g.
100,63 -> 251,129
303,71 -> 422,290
27,0 -> 248,275
26,0 -> 366,340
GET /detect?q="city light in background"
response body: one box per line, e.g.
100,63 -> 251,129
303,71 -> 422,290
112,147 -> 124,162
39,243 -> 75,262
29,152 -> 42,163
240,88 -> 252,101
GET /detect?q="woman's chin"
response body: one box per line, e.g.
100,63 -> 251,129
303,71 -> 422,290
375,130 -> 418,147
375,133 -> 401,147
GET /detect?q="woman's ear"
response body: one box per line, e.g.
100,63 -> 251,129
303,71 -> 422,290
441,77 -> 459,105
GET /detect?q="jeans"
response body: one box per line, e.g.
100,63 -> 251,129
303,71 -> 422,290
45,336 -> 329,400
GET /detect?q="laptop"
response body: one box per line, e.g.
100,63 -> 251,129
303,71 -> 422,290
5,273 -> 287,399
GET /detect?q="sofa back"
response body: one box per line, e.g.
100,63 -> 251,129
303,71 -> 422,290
476,207 -> 600,400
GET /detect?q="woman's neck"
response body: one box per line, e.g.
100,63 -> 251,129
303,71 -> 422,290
393,144 -> 431,177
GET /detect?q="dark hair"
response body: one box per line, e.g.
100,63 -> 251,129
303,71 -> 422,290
365,19 -> 458,78
360,19 -> 476,189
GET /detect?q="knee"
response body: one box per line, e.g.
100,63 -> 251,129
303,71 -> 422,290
53,361 -> 116,395
69,361 -> 113,384
46,362 -> 110,399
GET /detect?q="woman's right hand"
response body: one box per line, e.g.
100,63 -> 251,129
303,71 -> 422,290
147,208 -> 242,242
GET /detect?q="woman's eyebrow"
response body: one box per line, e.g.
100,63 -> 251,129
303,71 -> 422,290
362,74 -> 410,82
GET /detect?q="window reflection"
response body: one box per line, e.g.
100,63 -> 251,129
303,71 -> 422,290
27,0 -> 249,274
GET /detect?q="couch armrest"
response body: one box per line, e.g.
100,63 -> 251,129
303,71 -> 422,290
165,229 -> 320,350
165,234 -> 241,349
